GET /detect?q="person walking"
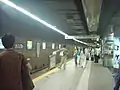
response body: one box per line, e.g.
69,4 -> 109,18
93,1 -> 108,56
113,55 -> 120,90
59,45 -> 68,69
85,48 -> 90,61
73,47 -> 78,66
0,34 -> 34,90
77,48 -> 81,66
91,48 -> 95,61
80,49 -> 86,68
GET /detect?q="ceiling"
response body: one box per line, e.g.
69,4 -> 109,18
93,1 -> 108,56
82,0 -> 102,33
40,0 -> 88,35
0,0 -> 103,45
98,0 -> 120,38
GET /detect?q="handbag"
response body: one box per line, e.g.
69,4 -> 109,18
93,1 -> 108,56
20,54 -> 34,90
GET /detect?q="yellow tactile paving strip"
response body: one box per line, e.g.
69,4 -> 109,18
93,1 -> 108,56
33,60 -> 73,83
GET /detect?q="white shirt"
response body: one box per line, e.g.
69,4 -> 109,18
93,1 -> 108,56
91,49 -> 95,55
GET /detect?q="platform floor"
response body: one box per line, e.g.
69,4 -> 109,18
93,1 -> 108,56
32,60 -> 114,90
88,63 -> 114,90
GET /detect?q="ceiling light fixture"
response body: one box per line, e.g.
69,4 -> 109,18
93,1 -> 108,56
1,0 -> 88,45
73,38 -> 88,45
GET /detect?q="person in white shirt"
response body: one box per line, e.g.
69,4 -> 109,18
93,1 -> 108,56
80,49 -> 86,68
85,48 -> 90,61
91,48 -> 95,61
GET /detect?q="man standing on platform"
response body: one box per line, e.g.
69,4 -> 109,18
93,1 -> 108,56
80,48 -> 87,68
0,34 -> 34,90
73,47 -> 78,66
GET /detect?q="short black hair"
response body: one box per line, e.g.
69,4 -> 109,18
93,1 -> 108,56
1,34 -> 15,49
63,44 -> 66,48
76,47 -> 78,50
83,48 -> 85,54
117,46 -> 119,50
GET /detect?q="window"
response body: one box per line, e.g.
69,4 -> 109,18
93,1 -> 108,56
59,44 -> 61,49
0,39 -> 4,49
27,41 -> 33,50
52,43 -> 55,49
42,42 -> 46,49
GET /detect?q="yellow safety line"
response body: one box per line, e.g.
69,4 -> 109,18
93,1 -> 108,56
33,59 -> 73,83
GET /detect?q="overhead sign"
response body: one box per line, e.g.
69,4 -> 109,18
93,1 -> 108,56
72,35 -> 100,39
65,36 -> 74,39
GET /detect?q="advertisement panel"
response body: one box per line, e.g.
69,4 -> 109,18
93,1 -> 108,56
27,41 -> 33,50
49,55 -> 56,69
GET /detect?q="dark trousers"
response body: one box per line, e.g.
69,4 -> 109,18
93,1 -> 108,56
114,78 -> 120,90
94,54 -> 99,63
91,55 -> 94,61
75,56 -> 77,65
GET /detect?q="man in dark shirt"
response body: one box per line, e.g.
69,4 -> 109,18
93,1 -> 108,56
0,34 -> 31,90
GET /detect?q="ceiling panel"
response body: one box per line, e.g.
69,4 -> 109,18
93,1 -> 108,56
98,0 -> 120,37
1,0 -> 90,44
41,0 -> 88,35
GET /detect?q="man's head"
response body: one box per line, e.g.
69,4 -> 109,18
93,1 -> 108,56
117,46 -> 119,50
1,34 -> 15,49
63,44 -> 66,48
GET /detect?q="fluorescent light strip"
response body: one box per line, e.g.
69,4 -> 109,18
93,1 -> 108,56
1,0 -> 68,36
1,0 -> 88,45
73,38 -> 88,45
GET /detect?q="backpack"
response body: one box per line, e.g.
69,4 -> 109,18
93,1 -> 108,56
60,51 -> 64,56
60,49 -> 68,56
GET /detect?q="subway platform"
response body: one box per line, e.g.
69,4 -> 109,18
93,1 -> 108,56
32,59 -> 114,90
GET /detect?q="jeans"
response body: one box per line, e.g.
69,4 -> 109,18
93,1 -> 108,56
114,78 -> 120,90
114,73 -> 120,90
75,56 -> 77,66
